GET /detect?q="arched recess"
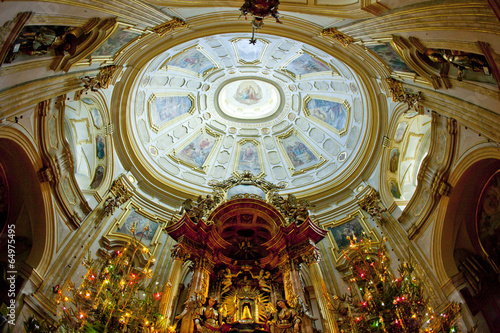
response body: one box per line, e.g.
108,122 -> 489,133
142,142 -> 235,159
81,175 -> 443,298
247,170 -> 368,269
0,127 -> 54,291
434,146 -> 500,331
380,103 -> 431,208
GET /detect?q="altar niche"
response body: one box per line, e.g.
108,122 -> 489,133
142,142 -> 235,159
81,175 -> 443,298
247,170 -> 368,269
164,195 -> 327,333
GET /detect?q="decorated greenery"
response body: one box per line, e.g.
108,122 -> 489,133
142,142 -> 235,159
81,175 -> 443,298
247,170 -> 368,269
53,235 -> 164,332
332,236 -> 462,333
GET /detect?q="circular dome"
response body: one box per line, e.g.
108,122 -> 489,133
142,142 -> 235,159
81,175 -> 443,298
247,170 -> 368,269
117,32 -> 379,200
216,77 -> 283,121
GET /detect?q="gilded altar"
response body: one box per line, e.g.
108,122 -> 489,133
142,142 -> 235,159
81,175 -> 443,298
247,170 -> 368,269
160,173 -> 335,333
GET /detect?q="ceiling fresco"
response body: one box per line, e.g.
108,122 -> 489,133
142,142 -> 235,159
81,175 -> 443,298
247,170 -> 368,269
126,33 -> 371,195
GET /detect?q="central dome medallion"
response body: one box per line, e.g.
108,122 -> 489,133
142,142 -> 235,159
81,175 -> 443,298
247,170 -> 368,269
215,77 -> 283,122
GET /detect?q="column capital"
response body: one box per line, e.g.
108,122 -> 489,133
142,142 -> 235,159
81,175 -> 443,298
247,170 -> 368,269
193,257 -> 214,272
171,244 -> 190,262
302,248 -> 322,265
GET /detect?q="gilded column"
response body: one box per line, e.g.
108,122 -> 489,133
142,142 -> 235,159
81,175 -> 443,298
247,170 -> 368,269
159,245 -> 190,325
179,257 -> 214,333
302,248 -> 339,333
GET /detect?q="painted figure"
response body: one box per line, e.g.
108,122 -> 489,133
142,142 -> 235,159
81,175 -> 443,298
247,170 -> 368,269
194,297 -> 222,333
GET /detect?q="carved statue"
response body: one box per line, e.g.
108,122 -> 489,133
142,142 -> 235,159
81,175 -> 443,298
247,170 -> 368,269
251,269 -> 272,292
221,268 -> 242,295
194,297 -> 222,333
175,290 -> 205,321
289,295 -> 317,321
267,299 -> 301,333
425,48 -> 490,81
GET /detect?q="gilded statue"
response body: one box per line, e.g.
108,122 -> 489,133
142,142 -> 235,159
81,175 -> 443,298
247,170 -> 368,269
221,268 -> 242,295
194,297 -> 222,333
424,48 -> 490,81
267,300 -> 301,333
251,269 -> 272,292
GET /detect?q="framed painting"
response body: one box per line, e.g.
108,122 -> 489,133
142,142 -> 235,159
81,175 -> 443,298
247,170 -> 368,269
114,205 -> 163,247
233,139 -> 265,178
90,166 -> 105,189
96,135 -> 105,160
169,128 -> 221,172
389,179 -> 401,199
304,95 -> 350,135
476,170 -> 500,268
90,107 -> 104,129
326,211 -> 377,262
148,93 -> 196,132
277,129 -> 325,175
389,148 -> 399,173
164,45 -> 219,78
231,37 -> 269,65
280,50 -> 336,79
366,43 -> 415,74
90,25 -> 140,61
394,122 -> 408,143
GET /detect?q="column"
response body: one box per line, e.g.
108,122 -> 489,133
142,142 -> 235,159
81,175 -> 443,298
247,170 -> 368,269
280,259 -> 314,333
159,245 -> 190,325
302,248 -> 339,333
179,257 -> 214,333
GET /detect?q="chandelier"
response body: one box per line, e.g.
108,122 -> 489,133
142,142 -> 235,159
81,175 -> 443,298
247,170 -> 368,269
239,0 -> 282,44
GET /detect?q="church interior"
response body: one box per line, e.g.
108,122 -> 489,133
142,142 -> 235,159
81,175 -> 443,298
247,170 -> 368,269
1,0 -> 500,332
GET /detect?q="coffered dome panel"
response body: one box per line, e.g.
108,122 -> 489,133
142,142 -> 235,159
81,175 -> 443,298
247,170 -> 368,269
121,32 -> 378,199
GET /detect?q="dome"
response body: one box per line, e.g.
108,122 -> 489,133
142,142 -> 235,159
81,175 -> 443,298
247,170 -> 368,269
118,33 -> 377,201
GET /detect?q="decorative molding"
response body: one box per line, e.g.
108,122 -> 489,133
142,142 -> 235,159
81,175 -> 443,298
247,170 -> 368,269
385,78 -> 422,112
487,0 -> 500,22
51,17 -> 118,72
0,11 -> 33,67
81,65 -> 119,92
360,0 -> 391,16
319,28 -> 354,47
152,17 -> 187,36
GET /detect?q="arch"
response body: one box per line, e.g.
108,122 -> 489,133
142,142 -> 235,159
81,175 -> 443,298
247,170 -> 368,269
433,145 -> 500,283
0,127 -> 54,278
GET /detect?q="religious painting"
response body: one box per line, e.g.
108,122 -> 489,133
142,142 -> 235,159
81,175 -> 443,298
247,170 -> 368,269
394,122 -> 408,143
389,148 -> 399,173
234,80 -> 263,106
171,129 -> 220,171
232,37 -> 268,64
148,93 -> 195,132
328,215 -> 366,251
165,46 -> 217,77
367,44 -> 415,73
304,96 -> 349,134
4,25 -> 80,64
116,207 -> 161,247
90,108 -> 103,129
96,135 -> 105,160
90,166 -> 105,189
227,184 -> 266,200
282,51 -> 332,78
278,130 -> 324,174
389,179 -> 401,199
81,98 -> 94,105
476,171 -> 500,268
235,140 -> 264,177
91,28 -> 139,57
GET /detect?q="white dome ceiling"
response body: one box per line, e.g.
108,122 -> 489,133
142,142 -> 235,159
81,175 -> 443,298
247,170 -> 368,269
125,32 -> 373,197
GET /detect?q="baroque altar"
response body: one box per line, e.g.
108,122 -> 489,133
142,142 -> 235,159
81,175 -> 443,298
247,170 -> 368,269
160,172 -> 336,333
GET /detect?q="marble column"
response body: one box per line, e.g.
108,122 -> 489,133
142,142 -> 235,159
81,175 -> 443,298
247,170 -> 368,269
159,245 -> 190,325
302,248 -> 339,333
281,259 -> 314,333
